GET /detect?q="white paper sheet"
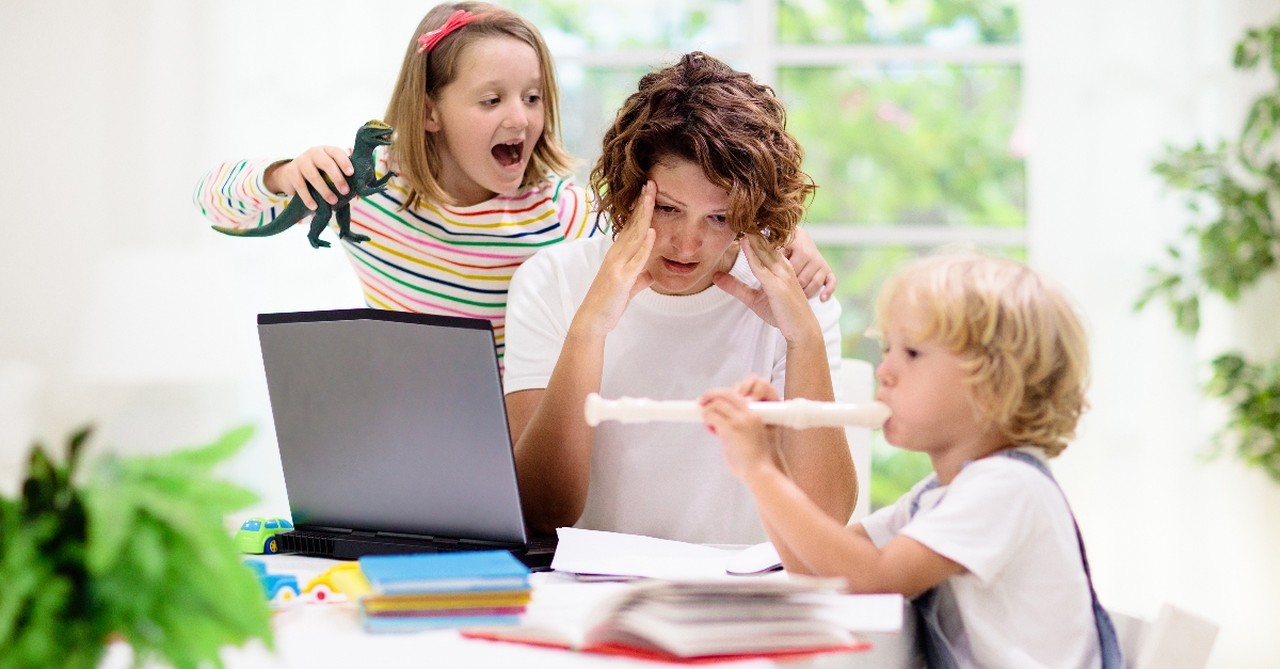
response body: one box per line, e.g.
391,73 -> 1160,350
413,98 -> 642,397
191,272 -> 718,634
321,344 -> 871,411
550,528 -> 744,580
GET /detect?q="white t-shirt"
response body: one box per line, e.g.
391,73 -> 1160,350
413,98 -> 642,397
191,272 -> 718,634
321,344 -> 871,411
861,448 -> 1102,669
504,235 -> 843,545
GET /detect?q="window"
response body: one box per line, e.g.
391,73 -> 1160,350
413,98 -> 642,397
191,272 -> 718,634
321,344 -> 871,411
510,0 -> 1024,506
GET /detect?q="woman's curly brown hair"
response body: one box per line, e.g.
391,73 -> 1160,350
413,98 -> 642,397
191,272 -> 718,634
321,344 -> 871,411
589,52 -> 815,247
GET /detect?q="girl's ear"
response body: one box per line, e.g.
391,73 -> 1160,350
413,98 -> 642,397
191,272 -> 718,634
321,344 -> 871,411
423,98 -> 442,133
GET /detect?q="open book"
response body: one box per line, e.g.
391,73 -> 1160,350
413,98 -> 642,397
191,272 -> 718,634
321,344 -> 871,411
462,577 -> 869,661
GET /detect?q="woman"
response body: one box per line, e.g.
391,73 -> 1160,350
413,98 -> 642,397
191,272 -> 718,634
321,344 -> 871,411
503,52 -> 855,546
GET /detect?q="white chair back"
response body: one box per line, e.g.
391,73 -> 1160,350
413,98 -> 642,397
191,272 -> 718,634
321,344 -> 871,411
833,358 -> 874,523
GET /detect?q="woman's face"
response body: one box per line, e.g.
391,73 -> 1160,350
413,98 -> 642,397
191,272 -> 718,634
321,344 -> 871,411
643,157 -> 740,296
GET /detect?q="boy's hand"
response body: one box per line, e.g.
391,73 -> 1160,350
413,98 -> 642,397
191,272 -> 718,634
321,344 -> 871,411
701,375 -> 781,479
785,228 -> 836,301
264,145 -> 354,210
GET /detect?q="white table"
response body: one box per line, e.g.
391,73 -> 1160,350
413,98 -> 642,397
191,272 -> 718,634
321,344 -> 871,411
103,554 -> 922,668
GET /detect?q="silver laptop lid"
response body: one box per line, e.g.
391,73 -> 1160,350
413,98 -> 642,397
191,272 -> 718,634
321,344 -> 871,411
257,309 -> 528,545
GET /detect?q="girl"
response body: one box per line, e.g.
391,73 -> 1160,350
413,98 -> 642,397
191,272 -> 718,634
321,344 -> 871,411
504,52 -> 854,545
193,4 -> 834,361
193,3 -> 588,361
701,252 -> 1123,668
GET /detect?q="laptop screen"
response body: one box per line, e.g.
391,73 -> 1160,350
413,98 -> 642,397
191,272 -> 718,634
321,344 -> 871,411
257,309 -> 529,546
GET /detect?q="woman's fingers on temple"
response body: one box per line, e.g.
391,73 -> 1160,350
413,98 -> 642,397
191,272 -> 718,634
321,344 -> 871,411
625,181 -> 657,239
745,235 -> 787,277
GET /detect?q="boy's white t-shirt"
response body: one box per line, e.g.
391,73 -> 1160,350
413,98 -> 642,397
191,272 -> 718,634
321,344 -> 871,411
860,447 -> 1102,669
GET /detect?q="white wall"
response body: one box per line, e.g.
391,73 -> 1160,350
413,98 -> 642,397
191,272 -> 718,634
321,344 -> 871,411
1024,1 -> 1280,667
2,1 -> 1277,665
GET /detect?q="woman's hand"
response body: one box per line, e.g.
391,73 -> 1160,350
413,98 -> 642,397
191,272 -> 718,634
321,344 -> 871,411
263,145 -> 354,210
785,228 -> 837,302
573,181 -> 657,336
713,234 -> 819,342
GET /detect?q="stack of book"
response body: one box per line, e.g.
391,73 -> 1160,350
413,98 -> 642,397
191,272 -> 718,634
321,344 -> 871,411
465,577 -> 868,661
355,550 -> 532,633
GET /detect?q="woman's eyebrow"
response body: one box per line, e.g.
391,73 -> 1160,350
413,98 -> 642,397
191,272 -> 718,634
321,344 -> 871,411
654,190 -> 687,208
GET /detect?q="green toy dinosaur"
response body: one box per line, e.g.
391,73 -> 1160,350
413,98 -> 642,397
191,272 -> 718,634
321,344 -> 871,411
212,119 -> 395,248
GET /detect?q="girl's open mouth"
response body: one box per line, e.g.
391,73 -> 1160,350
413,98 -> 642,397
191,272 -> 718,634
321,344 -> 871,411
492,142 -> 524,167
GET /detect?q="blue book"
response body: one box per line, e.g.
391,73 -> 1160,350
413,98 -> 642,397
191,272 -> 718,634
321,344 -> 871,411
359,550 -> 530,595
361,611 -> 522,633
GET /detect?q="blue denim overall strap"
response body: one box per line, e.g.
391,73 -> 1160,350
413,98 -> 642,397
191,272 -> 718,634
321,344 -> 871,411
996,450 -> 1125,668
907,451 -> 1125,668
908,476 -> 962,669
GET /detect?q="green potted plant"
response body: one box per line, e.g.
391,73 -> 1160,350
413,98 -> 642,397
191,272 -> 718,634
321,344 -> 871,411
0,425 -> 273,668
1137,16 -> 1280,481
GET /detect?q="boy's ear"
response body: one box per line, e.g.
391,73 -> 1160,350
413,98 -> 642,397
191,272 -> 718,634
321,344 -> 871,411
423,99 -> 442,133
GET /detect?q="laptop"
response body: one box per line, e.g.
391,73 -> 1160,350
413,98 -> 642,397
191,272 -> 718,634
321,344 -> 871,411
256,308 -> 555,569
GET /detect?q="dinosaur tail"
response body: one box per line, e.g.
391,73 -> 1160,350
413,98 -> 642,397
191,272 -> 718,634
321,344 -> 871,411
212,224 -> 270,237
210,218 -> 299,238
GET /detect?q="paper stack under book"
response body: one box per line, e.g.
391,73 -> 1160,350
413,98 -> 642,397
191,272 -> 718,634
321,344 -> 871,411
356,550 -> 532,633
465,577 -> 869,661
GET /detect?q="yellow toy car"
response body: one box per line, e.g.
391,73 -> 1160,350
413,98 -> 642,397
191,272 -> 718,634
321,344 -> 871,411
303,562 -> 370,603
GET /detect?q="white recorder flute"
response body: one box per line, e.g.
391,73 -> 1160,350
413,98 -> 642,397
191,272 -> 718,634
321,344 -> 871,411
584,392 -> 892,430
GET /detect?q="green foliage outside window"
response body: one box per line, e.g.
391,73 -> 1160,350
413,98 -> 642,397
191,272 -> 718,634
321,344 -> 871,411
778,0 -> 1019,44
783,65 -> 1024,228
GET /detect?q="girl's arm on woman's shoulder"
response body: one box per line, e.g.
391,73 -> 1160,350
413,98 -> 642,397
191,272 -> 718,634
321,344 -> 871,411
192,158 -> 293,231
785,227 -> 836,301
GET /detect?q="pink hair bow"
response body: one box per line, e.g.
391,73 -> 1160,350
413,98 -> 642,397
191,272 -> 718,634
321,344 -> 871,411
417,9 -> 485,54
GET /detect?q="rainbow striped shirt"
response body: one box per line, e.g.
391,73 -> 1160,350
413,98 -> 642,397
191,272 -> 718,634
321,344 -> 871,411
192,151 -> 598,359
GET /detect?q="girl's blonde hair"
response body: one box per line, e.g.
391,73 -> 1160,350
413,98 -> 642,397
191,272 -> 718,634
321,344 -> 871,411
590,51 -> 814,247
874,252 -> 1090,456
383,2 -> 575,208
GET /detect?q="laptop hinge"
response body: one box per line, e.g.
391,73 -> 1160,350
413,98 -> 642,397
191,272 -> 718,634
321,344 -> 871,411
375,530 -> 439,542
295,524 -> 354,534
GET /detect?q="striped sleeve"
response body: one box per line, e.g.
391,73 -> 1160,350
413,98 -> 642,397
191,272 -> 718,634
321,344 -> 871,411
552,176 -> 596,240
191,158 -> 292,231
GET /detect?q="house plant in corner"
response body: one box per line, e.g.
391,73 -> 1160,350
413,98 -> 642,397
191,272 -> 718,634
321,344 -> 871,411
0,424 -> 273,668
1137,15 -> 1280,481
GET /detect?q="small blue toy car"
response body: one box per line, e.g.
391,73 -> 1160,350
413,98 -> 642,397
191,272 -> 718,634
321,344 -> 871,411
243,559 -> 301,605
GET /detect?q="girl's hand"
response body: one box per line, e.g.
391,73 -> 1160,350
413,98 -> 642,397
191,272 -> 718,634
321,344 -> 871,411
574,181 -> 657,336
264,145 -> 354,210
713,234 -> 818,342
701,376 -> 780,479
785,228 -> 837,302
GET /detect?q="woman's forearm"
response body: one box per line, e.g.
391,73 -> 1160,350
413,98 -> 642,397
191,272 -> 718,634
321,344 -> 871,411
780,331 -> 856,522
512,323 -> 607,533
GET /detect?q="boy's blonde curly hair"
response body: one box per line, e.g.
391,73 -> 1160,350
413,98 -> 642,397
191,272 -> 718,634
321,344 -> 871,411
874,252 -> 1090,456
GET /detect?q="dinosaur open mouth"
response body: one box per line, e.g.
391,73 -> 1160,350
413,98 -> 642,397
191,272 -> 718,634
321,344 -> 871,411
492,142 -> 523,167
